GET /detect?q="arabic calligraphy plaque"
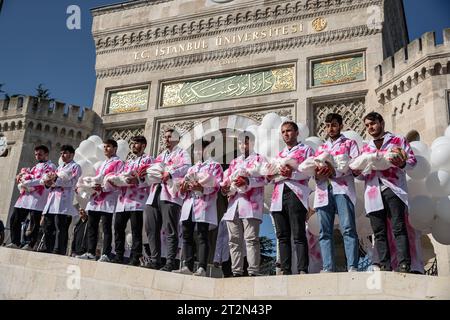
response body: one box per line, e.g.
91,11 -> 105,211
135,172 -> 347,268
161,66 -> 295,107
107,87 -> 149,114
312,55 -> 365,87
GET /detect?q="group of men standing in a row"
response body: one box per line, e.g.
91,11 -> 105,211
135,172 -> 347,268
7,110 -> 418,276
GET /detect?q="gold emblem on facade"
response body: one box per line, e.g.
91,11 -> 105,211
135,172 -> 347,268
312,17 -> 327,32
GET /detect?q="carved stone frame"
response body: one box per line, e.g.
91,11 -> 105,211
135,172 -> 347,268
102,82 -> 151,116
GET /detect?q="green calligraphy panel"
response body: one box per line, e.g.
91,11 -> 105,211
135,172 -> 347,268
161,66 -> 295,107
312,55 -> 365,87
107,87 -> 149,114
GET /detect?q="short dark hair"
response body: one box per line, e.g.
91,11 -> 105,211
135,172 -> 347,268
325,113 -> 343,125
281,121 -> 299,132
60,145 -> 75,154
131,135 -> 147,145
34,145 -> 49,154
164,128 -> 180,141
103,139 -> 118,148
363,112 -> 384,123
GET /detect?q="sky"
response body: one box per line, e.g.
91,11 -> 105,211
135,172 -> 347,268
0,0 -> 449,108
0,0 -> 449,241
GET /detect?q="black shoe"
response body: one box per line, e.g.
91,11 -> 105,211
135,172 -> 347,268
112,255 -> 124,264
160,264 -> 174,272
129,258 -> 140,266
144,261 -> 162,270
379,265 -> 392,272
232,273 -> 243,277
398,263 -> 411,273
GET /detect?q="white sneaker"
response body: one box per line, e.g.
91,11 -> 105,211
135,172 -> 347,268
21,244 -> 34,251
320,269 -> 332,273
98,254 -> 110,262
5,243 -> 19,249
370,265 -> 381,272
348,267 -> 358,272
172,266 -> 193,275
193,267 -> 206,277
76,253 -> 96,260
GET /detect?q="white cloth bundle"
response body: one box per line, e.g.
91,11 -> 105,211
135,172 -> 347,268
103,172 -> 135,187
349,150 -> 402,175
76,175 -> 103,200
260,157 -> 300,183
57,170 -> 71,182
17,168 -> 34,193
183,171 -> 216,197
333,154 -> 351,173
144,162 -> 164,185
221,163 -> 262,196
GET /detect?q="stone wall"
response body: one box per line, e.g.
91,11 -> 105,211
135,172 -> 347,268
0,247 -> 449,299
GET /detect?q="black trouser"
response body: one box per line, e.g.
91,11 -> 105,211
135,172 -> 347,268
272,186 -> 309,274
145,187 -> 162,264
114,211 -> 143,260
145,186 -> 181,266
87,211 -> 113,256
43,214 -> 72,255
182,211 -> 210,270
9,208 -> 42,247
369,188 -> 410,270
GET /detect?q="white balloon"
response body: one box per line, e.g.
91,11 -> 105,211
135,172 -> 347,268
431,217 -> 450,245
408,196 -> 436,231
117,140 -> 130,161
93,161 -> 103,171
430,136 -> 450,150
303,140 -> 318,152
307,213 -> 320,236
407,155 -> 431,180
342,131 -> 363,149
410,141 -> 430,161
77,159 -> 95,178
407,178 -> 429,198
445,125 -> 450,139
425,170 -> 450,197
297,123 -> 309,142
86,155 -> 99,165
77,140 -> 97,158
261,113 -> 282,129
306,136 -> 322,146
430,145 -> 450,170
95,145 -> 106,162
87,135 -> 103,147
246,125 -> 258,137
58,157 -> 64,166
435,196 -> 450,225
74,152 -> 86,163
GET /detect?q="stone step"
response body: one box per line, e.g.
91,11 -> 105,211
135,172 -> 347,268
0,247 -> 449,300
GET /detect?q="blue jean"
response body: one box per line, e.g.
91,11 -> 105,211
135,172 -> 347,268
316,188 -> 359,271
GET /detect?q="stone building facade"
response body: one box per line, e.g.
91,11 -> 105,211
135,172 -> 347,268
89,0 -> 450,274
0,96 -> 98,225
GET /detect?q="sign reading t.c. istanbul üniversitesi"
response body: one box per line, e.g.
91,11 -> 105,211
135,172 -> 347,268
133,23 -> 305,61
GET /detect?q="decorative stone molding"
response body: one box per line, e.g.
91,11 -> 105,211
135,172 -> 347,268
97,25 -> 379,79
93,0 -> 382,53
